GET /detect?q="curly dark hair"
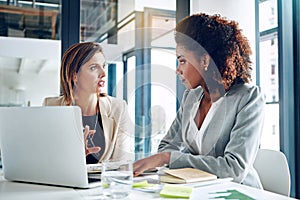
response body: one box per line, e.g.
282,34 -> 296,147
175,13 -> 252,91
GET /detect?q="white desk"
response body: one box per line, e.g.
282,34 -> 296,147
0,172 -> 296,200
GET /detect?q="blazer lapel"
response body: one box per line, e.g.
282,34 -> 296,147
98,98 -> 116,161
201,98 -> 227,155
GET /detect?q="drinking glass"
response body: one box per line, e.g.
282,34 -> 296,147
101,160 -> 133,199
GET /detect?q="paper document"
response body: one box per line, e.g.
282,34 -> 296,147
160,168 -> 217,184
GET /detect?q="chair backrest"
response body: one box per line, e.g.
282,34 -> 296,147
253,149 -> 291,196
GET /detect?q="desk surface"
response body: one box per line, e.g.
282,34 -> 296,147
0,172 -> 295,200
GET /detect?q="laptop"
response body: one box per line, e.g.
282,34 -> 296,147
0,106 -> 101,188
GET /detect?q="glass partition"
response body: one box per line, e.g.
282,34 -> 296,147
0,1 -> 60,40
150,49 -> 176,153
0,1 -> 61,107
80,0 -> 117,42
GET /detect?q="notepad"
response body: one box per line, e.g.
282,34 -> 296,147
160,168 -> 217,184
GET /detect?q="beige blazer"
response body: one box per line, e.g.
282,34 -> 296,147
43,96 -> 134,162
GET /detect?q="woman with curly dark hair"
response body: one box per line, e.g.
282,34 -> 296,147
134,13 -> 265,189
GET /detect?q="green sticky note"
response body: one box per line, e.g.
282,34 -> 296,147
160,184 -> 193,199
132,180 -> 154,188
211,189 -> 255,200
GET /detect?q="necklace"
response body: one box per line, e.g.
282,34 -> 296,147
87,112 -> 98,147
86,112 -> 101,158
89,112 -> 98,141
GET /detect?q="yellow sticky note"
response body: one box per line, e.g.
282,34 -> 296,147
160,184 -> 193,198
132,180 -> 154,188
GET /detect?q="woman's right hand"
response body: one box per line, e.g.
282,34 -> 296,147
133,152 -> 170,176
83,125 -> 101,156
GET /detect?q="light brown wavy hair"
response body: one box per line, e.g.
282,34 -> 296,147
175,13 -> 252,91
60,42 -> 107,105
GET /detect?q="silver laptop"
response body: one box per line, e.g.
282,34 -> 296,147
0,106 -> 101,188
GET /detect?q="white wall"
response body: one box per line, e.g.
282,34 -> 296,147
191,0 -> 257,79
0,37 -> 60,60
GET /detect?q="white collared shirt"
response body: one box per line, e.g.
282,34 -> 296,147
185,95 -> 224,154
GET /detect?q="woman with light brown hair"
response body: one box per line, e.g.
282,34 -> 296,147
44,42 -> 134,164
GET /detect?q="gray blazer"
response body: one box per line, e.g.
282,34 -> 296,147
158,84 -> 265,189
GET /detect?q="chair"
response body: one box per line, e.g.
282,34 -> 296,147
253,149 -> 291,196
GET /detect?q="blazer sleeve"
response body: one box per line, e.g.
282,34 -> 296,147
42,98 -> 48,106
42,96 -> 65,106
166,86 -> 265,186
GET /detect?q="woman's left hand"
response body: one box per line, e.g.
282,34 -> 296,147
133,152 -> 170,176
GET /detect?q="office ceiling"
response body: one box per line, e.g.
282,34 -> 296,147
0,0 -> 175,94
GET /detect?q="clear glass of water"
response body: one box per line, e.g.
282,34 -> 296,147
101,160 -> 133,199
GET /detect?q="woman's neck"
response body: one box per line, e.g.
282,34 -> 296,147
200,77 -> 225,102
74,93 -> 98,116
202,86 -> 222,103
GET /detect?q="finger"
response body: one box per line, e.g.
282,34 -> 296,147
84,125 -> 90,140
133,172 -> 140,177
133,162 -> 147,176
88,130 -> 96,136
133,170 -> 142,177
133,167 -> 145,177
86,147 -> 101,156
90,146 -> 101,154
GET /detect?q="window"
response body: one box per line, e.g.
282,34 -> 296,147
150,49 -> 176,154
259,0 -> 279,150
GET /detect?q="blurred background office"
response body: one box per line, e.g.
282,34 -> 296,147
0,0 -> 299,197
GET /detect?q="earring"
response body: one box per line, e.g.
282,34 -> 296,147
203,59 -> 208,71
